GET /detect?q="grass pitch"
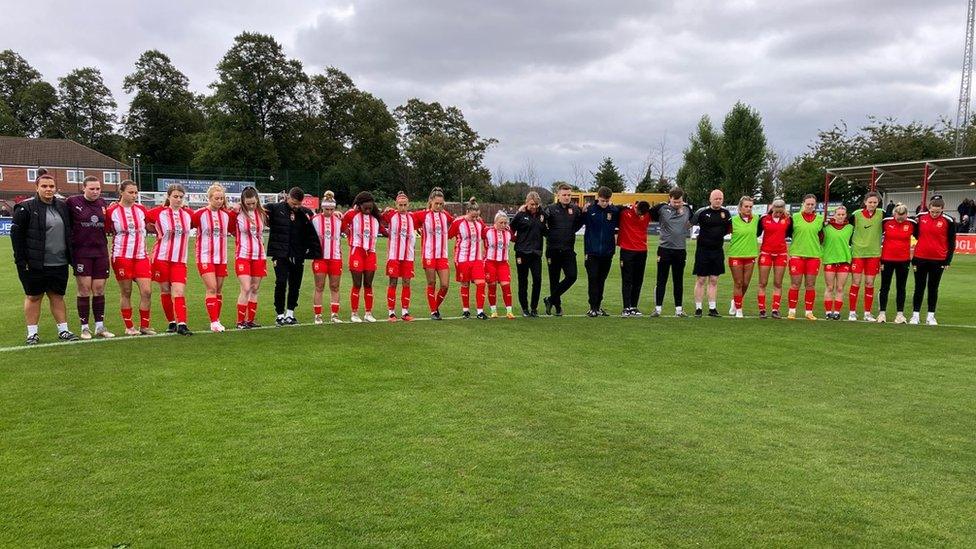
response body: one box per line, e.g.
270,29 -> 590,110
1,236 -> 974,546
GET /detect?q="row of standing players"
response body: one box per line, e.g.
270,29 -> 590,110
10,177 -> 958,345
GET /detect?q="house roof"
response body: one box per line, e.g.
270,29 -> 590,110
0,137 -> 129,170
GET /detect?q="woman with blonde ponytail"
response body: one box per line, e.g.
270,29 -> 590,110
410,187 -> 454,320
311,191 -> 344,324
448,197 -> 488,319
191,183 -> 233,332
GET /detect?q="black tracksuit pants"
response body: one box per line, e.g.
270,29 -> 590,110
273,257 -> 305,315
585,254 -> 614,311
620,249 -> 648,309
516,253 -> 542,312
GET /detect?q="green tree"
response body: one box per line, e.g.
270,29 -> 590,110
394,98 -> 496,201
634,165 -> 656,193
123,50 -> 204,164
0,100 -> 19,134
719,102 -> 767,200
0,50 -> 59,136
56,67 -> 119,155
195,32 -> 306,169
590,157 -> 626,192
676,115 -> 723,206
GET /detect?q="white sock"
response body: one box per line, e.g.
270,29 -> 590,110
656,305 -> 662,313
95,321 -> 105,331
463,308 -> 470,312
490,305 -> 497,313
675,306 -> 682,313
286,309 -> 294,318
57,322 -> 69,333
506,306 -> 512,313
708,301 -> 716,309
389,309 -> 395,315
788,308 -> 796,314
27,325 -> 38,337
927,312 -> 936,320
695,302 -> 703,310
476,308 -> 483,314
402,309 -> 409,315
277,313 -> 285,319
81,323 -> 89,331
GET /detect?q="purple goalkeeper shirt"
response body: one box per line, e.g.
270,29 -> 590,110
66,195 -> 109,258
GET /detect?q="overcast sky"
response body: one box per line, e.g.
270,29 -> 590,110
2,0 -> 968,185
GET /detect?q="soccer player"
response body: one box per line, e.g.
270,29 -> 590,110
877,203 -> 914,324
382,191 -> 417,322
910,196 -> 957,325
847,191 -> 883,321
786,194 -> 824,320
411,187 -> 454,320
192,183 -> 233,332
311,191 -> 344,325
106,180 -> 154,336
542,183 -> 585,316
649,188 -> 693,317
11,172 -> 79,344
726,196 -> 759,318
233,186 -> 267,329
484,210 -> 515,319
756,199 -> 791,319
582,187 -> 620,317
511,192 -> 545,317
265,187 -> 320,326
691,189 -> 732,317
342,191 -> 382,323
449,198 -> 488,319
619,201 -> 652,316
821,205 -> 853,320
147,184 -> 193,336
67,176 -> 113,339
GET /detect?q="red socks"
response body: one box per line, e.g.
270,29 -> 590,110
351,287 -> 361,313
788,288 -> 799,309
387,286 -> 397,311
330,302 -> 339,315
502,284 -> 512,308
237,303 -> 247,324
848,285 -> 860,312
758,292 -> 767,311
401,285 -> 411,310
460,285 -> 470,310
824,299 -> 834,313
313,305 -> 323,316
733,294 -> 743,310
834,299 -> 843,313
139,307 -> 151,329
475,282 -> 485,310
364,288 -> 373,312
864,287 -> 874,312
427,285 -> 437,311
161,293 -> 175,322
804,289 -> 815,312
488,283 -> 498,307
205,296 -> 219,322
174,296 -> 187,324
121,308 -> 134,329
772,292 -> 782,311
247,301 -> 257,323
216,294 -> 223,319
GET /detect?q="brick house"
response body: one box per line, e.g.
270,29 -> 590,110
0,137 -> 131,201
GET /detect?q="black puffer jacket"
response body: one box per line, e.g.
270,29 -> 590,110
511,209 -> 546,255
11,195 -> 72,270
542,202 -> 585,252
265,202 -> 321,259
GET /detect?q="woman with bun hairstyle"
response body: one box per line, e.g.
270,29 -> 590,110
146,184 -> 194,335
311,191 -> 344,324
381,191 -> 417,322
877,203 -> 914,324
192,183 -> 234,332
449,198 -> 488,319
233,186 -> 267,329
342,191 -> 384,322
410,187 -> 454,320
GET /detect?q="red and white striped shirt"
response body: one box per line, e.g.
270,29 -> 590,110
193,207 -> 232,265
106,203 -> 149,260
342,210 -> 380,253
411,210 -> 453,260
312,213 -> 343,260
483,227 -> 512,262
235,210 -> 266,260
450,218 -> 485,263
383,210 -> 416,262
148,206 -> 192,264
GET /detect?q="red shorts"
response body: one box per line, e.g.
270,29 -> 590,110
386,259 -> 415,279
484,260 -> 511,284
824,262 -> 851,273
113,257 -> 152,281
349,249 -> 377,273
313,259 -> 343,276
197,262 -> 228,277
423,257 -> 450,271
788,257 -> 821,276
235,258 -> 267,278
152,260 -> 188,284
759,252 -> 788,267
455,260 -> 486,282
851,257 -> 881,276
728,257 -> 756,267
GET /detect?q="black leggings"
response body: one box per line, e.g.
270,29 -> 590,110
912,259 -> 945,313
516,253 -> 542,312
878,261 -> 909,313
655,247 -> 686,307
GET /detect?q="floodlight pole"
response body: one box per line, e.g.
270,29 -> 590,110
823,172 -> 839,214
920,163 -> 936,209
870,167 -> 878,192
